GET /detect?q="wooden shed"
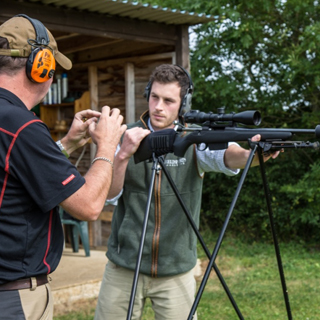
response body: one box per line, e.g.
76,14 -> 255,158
1,0 -> 214,248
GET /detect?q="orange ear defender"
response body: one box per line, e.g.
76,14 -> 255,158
27,47 -> 56,83
15,14 -> 56,83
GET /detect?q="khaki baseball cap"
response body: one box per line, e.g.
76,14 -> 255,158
0,15 -> 72,70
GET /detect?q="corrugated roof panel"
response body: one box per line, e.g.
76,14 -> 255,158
28,0 -> 216,25
68,0 -> 124,11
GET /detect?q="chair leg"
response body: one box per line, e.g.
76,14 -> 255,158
79,222 -> 90,257
71,225 -> 80,253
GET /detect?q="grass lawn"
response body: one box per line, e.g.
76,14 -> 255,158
54,231 -> 320,319
194,230 -> 320,320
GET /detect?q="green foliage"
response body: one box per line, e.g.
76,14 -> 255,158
190,1 -> 320,118
201,146 -> 320,242
280,160 -> 320,226
135,0 -> 320,241
188,0 -> 320,241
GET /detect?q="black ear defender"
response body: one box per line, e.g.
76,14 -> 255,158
144,65 -> 193,117
176,65 -> 193,117
144,80 -> 152,102
15,14 -> 56,83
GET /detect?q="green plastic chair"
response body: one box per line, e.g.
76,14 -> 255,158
59,207 -> 90,257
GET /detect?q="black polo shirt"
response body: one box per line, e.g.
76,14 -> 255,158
0,88 -> 85,284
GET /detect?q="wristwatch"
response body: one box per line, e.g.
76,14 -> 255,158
56,140 -> 70,158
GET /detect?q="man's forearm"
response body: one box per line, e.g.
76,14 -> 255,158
107,151 -> 131,199
224,144 -> 250,169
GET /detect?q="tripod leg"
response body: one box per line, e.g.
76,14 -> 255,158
159,157 -> 245,320
257,149 -> 292,320
126,155 -> 159,320
187,145 -> 258,320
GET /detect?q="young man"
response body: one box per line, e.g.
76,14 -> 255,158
94,64 -> 279,320
0,15 -> 126,319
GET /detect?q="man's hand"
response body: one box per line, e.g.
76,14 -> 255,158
105,127 -> 150,200
60,109 -> 101,155
117,127 -> 151,161
88,106 -> 127,156
224,134 -> 283,169
60,107 -> 126,220
251,134 -> 282,167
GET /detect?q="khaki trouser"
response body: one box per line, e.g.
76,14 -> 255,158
0,280 -> 53,320
94,261 -> 198,320
19,282 -> 53,320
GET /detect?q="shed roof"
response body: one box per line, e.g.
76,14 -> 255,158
28,0 -> 216,25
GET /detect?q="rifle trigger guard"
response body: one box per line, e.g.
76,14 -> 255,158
195,143 -> 207,152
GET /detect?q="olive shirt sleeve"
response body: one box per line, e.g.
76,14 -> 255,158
7,121 -> 85,212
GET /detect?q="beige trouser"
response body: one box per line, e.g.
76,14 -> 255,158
19,282 -> 53,320
94,261 -> 198,320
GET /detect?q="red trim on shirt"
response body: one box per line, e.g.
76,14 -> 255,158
0,127 -> 15,137
62,174 -> 76,186
0,173 -> 9,210
1,120 -> 42,207
5,119 -> 42,172
43,209 -> 53,274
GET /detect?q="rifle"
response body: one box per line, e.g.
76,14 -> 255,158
134,109 -> 320,163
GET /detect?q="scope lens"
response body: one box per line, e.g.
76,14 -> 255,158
253,111 -> 261,126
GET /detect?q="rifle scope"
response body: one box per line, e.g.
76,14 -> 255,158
183,109 -> 261,126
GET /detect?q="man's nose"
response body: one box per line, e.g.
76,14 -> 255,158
155,99 -> 164,110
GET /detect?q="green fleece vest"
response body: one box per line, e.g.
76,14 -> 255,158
107,112 -> 204,277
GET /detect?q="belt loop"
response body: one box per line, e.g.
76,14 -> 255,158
30,277 -> 37,291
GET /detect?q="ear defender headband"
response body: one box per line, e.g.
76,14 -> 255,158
16,14 -> 56,83
176,65 -> 193,117
144,65 -> 193,117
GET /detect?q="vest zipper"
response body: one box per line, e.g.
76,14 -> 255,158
151,165 -> 161,277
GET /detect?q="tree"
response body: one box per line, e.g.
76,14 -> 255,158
137,0 -> 320,241
192,0 -> 320,241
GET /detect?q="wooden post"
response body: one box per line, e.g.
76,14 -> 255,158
125,62 -> 135,123
88,65 -> 102,247
88,66 -> 99,111
175,25 -> 190,70
88,65 -> 98,163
